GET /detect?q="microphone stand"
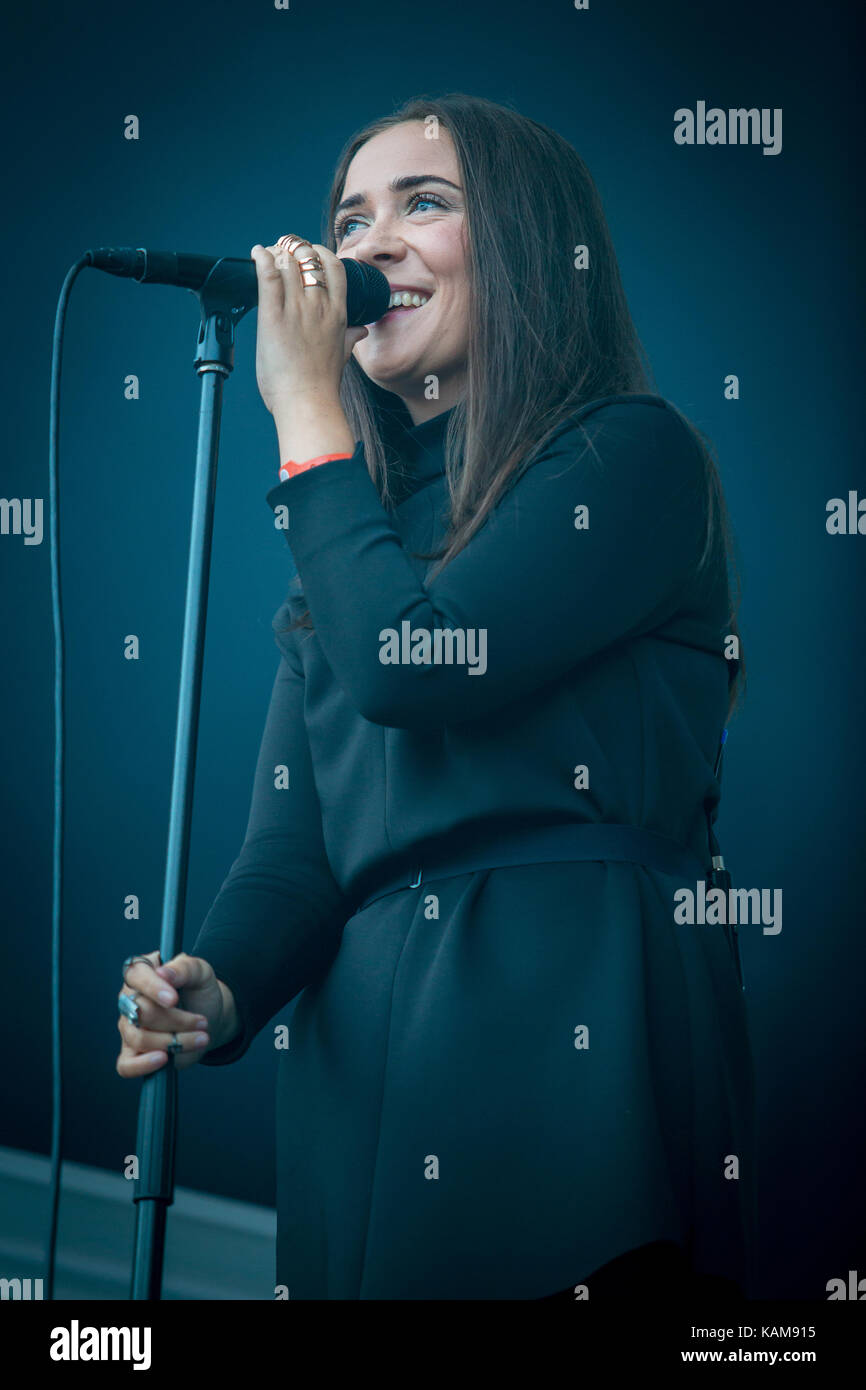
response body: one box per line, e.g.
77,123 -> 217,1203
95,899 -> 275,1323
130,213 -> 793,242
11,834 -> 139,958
130,261 -> 255,1300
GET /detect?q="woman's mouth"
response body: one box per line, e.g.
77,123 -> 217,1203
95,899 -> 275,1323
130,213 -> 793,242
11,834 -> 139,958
383,288 -> 433,315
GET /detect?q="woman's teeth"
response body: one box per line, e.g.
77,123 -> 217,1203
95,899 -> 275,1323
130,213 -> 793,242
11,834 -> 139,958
388,291 -> 431,309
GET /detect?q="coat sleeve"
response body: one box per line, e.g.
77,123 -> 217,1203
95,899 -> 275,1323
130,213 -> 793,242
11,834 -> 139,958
263,400 -> 711,731
191,642 -> 350,1065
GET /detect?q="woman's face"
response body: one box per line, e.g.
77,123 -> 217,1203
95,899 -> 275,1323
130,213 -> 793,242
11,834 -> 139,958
334,121 -> 469,421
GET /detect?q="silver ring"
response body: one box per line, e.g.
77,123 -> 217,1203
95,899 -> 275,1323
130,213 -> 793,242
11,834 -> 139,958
122,954 -> 158,984
167,1033 -> 182,1056
118,991 -> 140,1027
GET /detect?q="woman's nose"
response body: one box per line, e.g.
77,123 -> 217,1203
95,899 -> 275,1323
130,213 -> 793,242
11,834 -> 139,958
350,218 -> 407,262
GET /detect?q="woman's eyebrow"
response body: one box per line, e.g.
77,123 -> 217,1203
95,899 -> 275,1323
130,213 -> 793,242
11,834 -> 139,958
334,174 -> 461,217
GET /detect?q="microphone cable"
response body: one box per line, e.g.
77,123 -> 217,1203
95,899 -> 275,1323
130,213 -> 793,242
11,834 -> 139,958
44,255 -> 90,1299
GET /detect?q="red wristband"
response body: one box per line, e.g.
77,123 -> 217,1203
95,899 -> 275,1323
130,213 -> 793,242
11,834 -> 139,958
278,451 -> 353,481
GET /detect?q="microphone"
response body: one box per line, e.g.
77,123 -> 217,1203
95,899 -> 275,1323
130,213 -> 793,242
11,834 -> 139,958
85,246 -> 391,325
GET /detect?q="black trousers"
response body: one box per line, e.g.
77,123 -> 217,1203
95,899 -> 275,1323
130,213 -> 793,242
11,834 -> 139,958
537,1240 -> 746,1301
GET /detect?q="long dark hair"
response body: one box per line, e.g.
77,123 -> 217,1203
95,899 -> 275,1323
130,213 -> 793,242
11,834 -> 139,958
279,93 -> 744,717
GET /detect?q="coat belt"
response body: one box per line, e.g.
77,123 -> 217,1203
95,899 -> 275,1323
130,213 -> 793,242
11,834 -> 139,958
352,821 -> 708,915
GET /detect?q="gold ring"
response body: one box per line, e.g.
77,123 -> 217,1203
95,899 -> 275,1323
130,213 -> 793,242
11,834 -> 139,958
275,234 -> 312,257
296,254 -> 326,289
272,236 -> 326,288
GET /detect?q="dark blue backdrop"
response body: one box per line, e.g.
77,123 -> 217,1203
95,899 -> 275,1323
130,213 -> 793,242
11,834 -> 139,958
1,0 -> 863,1299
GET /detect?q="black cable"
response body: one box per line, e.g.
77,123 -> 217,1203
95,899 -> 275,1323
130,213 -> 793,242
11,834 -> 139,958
705,726 -> 744,991
45,255 -> 90,1300
708,725 -> 728,859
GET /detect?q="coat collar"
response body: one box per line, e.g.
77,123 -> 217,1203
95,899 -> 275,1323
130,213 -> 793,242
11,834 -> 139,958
388,405 -> 455,501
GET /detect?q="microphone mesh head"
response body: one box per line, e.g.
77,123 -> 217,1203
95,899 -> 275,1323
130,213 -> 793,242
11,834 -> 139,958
342,259 -> 391,325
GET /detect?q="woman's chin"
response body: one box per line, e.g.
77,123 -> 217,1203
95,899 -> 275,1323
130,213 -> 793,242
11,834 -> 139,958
355,353 -> 427,393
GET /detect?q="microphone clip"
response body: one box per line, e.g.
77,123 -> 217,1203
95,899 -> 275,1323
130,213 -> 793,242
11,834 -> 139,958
193,259 -> 257,375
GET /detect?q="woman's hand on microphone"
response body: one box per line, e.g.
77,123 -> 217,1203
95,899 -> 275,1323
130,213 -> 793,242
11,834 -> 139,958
251,239 -> 365,464
116,950 -> 238,1077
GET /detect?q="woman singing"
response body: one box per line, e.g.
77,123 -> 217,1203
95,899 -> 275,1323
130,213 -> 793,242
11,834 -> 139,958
116,93 -> 756,1302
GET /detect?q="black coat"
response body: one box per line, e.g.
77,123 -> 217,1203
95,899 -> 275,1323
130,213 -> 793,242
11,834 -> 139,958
193,393 -> 756,1299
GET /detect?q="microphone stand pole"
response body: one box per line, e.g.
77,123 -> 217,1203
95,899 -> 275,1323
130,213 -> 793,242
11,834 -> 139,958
130,262 -> 255,1300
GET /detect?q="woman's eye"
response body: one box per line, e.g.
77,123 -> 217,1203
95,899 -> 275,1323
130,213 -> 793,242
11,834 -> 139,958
409,193 -> 447,213
335,216 -> 363,241
334,192 -> 449,242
